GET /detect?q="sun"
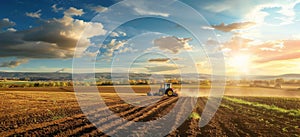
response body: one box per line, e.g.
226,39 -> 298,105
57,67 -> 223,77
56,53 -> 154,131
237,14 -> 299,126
229,54 -> 251,73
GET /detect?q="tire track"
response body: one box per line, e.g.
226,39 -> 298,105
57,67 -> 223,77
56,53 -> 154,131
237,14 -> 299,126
78,97 -> 178,136
168,97 -> 192,136
137,97 -> 193,137
174,97 -> 206,137
3,96 -> 160,137
52,97 -> 171,136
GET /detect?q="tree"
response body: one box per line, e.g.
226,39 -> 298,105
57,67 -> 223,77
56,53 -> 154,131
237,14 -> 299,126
275,78 -> 284,84
274,78 -> 284,89
34,83 -> 40,87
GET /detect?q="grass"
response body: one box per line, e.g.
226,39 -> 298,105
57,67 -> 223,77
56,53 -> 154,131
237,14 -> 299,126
220,104 -> 234,110
189,112 -> 201,120
282,127 -> 289,132
224,97 -> 300,117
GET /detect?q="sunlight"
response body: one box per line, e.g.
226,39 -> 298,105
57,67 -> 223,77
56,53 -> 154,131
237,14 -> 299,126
229,54 -> 251,73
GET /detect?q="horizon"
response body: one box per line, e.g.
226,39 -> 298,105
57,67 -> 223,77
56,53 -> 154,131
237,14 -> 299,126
1,71 -> 300,77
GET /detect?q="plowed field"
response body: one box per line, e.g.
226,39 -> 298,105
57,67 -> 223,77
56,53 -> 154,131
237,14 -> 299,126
0,87 -> 299,137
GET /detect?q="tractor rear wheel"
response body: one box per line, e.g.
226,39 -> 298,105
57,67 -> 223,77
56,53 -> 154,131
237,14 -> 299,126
166,88 -> 174,97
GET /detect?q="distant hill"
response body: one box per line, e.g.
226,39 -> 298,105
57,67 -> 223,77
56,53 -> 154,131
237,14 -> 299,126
0,72 -> 299,81
239,74 -> 300,80
0,72 -> 72,81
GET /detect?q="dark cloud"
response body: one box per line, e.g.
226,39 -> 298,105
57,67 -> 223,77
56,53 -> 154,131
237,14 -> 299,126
0,7 -> 106,59
153,36 -> 192,54
145,65 -> 179,73
0,18 -> 15,29
148,58 -> 170,62
0,59 -> 28,68
211,22 -> 256,32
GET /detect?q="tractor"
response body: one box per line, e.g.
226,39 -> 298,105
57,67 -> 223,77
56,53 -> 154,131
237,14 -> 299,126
147,83 -> 178,97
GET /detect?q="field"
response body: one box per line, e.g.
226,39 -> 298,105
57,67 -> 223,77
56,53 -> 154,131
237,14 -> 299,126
0,86 -> 299,137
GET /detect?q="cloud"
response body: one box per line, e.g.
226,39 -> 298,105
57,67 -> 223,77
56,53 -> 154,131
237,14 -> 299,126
52,4 -> 64,12
110,32 -> 119,37
55,68 -> 65,73
64,7 -> 84,16
205,39 -> 220,46
211,22 -> 256,32
254,40 -> 300,63
98,39 -> 127,58
0,7 -> 106,59
201,26 -> 215,30
133,7 -> 169,17
0,59 -> 28,68
153,36 -> 193,54
7,28 -> 17,32
256,52 -> 300,63
245,1 -> 300,25
89,5 -> 108,13
110,31 -> 127,37
145,64 -> 179,73
148,58 -> 170,62
203,0 -> 300,24
25,9 -> 42,18
220,34 -> 300,63
220,35 -> 253,55
122,1 -> 170,17
0,18 -> 16,29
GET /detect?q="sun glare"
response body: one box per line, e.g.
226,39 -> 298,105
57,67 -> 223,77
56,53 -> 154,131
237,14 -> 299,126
229,55 -> 251,73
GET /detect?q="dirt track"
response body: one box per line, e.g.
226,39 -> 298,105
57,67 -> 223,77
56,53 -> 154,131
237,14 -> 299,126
0,87 -> 300,136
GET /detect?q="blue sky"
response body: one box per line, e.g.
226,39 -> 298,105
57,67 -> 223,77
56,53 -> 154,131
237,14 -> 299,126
1,0 -> 300,75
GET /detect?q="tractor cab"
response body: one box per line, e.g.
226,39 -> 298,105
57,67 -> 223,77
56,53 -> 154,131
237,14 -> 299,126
164,83 -> 172,89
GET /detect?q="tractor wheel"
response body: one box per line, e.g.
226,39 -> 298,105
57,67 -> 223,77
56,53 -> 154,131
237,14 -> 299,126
166,88 -> 174,97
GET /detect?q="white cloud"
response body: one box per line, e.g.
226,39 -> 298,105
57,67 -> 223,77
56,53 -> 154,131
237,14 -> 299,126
52,4 -> 63,12
118,47 -> 137,54
122,1 -> 170,17
64,7 -> 84,16
153,36 -> 193,54
203,0 -> 300,25
99,39 -> 127,58
89,5 -> 108,13
133,7 -> 169,17
245,1 -> 300,25
110,31 -> 127,37
25,9 -> 42,18
110,32 -> 119,37
201,26 -> 214,30
7,28 -> 16,32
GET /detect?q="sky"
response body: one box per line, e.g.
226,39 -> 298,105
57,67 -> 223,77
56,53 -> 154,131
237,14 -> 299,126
0,0 -> 300,76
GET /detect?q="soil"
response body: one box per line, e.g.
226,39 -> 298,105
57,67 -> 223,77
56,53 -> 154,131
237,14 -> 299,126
0,87 -> 299,136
